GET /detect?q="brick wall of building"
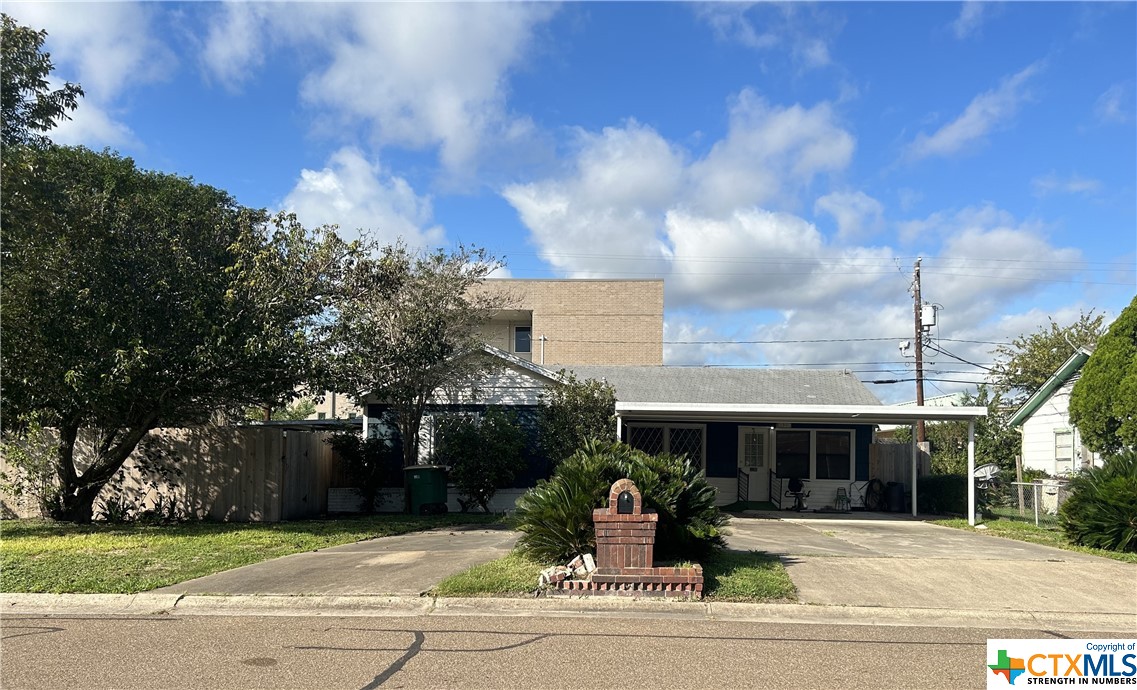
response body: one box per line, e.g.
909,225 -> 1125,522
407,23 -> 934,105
478,279 -> 663,366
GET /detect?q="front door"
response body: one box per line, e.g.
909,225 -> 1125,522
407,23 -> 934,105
738,426 -> 770,502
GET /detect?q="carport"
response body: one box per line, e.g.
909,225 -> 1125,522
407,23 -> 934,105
615,402 -> 989,523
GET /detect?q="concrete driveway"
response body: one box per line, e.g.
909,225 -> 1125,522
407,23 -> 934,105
152,526 -> 519,597
726,514 -> 1137,618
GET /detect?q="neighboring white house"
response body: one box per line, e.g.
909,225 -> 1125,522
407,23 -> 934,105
1008,348 -> 1102,477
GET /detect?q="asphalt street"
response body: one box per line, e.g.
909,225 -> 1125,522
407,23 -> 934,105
0,612 -> 1110,690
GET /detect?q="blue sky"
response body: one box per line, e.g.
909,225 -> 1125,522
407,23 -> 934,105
9,1 -> 1136,402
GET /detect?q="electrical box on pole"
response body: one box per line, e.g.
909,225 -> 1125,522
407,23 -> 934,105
921,304 -> 937,329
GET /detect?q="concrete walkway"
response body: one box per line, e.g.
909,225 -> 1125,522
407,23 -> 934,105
726,514 -> 1137,617
151,526 -> 518,597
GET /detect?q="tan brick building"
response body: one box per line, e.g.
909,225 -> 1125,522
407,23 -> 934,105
476,279 -> 663,367
307,278 -> 663,419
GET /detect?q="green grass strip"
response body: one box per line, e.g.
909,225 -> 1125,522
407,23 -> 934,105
431,548 -> 797,602
0,514 -> 504,594
701,549 -> 797,602
431,551 -> 545,597
932,518 -> 1137,564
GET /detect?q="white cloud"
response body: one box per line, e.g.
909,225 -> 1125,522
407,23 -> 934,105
47,98 -> 136,148
906,62 -> 1042,161
689,89 -> 855,215
951,2 -> 986,39
200,3 -> 557,176
9,3 -> 175,100
1031,172 -> 1102,198
1094,83 -> 1133,124
281,147 -> 445,249
696,4 -> 839,71
897,204 -> 1084,309
502,95 -> 882,312
814,191 -> 885,240
664,209 -> 894,310
663,320 -> 759,366
5,3 -> 174,148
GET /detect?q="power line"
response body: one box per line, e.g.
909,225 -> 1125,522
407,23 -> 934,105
494,249 -> 1129,268
925,342 -> 997,373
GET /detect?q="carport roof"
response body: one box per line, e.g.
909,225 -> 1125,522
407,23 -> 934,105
615,401 -> 987,424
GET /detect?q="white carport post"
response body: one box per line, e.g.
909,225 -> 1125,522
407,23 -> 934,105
967,419 -> 976,526
911,422 -> 918,517
616,414 -> 622,442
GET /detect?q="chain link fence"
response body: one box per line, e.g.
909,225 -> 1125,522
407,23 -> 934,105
981,479 -> 1070,528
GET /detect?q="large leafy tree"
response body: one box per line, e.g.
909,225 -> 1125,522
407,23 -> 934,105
1,145 -> 354,521
536,371 -> 617,465
1,13 -> 83,147
326,245 -> 511,479
989,310 -> 1105,404
1070,297 -> 1137,454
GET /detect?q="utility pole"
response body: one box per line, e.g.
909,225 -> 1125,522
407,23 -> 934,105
913,257 -> 926,443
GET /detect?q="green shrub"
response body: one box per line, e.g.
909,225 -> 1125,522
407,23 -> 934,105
513,440 -> 727,563
1060,450 -> 1137,553
917,474 -> 967,515
536,372 -> 616,466
433,409 -> 527,513
327,432 -> 399,513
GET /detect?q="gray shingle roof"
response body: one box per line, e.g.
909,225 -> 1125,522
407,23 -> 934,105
565,366 -> 883,406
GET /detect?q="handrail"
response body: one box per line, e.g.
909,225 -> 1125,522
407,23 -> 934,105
737,468 -> 749,504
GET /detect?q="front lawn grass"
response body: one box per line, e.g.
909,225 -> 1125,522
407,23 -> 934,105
0,513 -> 505,594
933,518 -> 1137,564
430,548 -> 797,602
701,549 -> 797,601
430,551 -> 545,597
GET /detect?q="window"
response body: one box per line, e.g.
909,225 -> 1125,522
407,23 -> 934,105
776,431 -> 810,480
627,424 -> 705,467
740,429 -> 766,470
775,429 -> 854,480
815,431 -> 852,480
1055,430 -> 1073,475
514,326 -> 532,353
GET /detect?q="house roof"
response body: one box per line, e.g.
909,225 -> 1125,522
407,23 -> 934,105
612,401 -> 988,424
477,343 -> 561,383
1008,348 -> 1092,428
565,366 -> 883,406
566,365 -> 986,424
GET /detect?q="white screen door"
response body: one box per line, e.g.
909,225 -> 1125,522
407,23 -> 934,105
738,427 -> 769,501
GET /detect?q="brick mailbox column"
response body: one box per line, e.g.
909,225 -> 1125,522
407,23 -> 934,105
593,479 -> 658,570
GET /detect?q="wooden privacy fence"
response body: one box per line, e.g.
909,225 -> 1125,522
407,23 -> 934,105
1,426 -> 344,522
869,441 -> 930,487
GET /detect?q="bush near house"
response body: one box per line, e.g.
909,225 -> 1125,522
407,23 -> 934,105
432,409 -> 527,513
326,432 -> 400,514
1059,449 -> 1137,553
917,474 -> 967,515
514,440 -> 727,563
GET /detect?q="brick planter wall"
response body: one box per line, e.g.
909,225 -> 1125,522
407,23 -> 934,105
545,478 -> 704,599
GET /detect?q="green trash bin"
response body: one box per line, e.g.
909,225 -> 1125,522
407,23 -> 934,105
405,465 -> 449,515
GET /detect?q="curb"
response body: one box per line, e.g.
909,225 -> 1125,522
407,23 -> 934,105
4,593 -> 1133,632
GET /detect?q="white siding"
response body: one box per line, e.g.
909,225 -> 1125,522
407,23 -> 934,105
428,361 -> 552,406
708,477 -> 736,506
1020,379 -> 1101,475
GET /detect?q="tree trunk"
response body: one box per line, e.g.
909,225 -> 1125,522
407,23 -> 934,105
57,482 -> 103,523
52,420 -> 158,523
